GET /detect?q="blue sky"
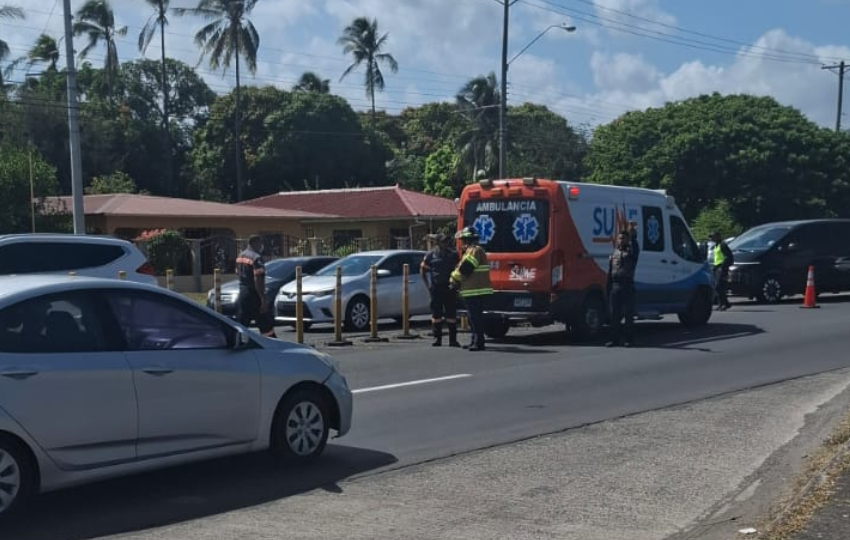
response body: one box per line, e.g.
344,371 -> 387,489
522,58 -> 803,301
4,0 -> 850,132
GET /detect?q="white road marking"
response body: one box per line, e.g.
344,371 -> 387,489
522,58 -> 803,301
352,374 -> 472,394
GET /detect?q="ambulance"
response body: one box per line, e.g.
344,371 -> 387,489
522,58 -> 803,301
457,178 -> 714,339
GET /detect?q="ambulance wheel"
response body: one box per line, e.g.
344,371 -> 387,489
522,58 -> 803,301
573,294 -> 605,340
484,319 -> 510,339
678,288 -> 712,326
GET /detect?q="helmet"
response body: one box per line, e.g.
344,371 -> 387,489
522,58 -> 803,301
455,226 -> 479,240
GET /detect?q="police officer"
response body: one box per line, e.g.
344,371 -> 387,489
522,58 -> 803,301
710,231 -> 734,311
606,222 -> 640,347
421,233 -> 461,347
450,227 -> 493,352
236,234 -> 275,338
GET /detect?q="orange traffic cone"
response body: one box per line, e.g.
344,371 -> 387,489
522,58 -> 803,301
800,266 -> 819,309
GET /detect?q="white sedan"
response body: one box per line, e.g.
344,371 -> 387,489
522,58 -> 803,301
0,275 -> 352,517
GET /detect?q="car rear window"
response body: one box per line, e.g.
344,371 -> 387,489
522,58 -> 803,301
0,242 -> 127,274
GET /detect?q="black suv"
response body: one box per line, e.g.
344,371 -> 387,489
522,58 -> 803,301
726,219 -> 850,302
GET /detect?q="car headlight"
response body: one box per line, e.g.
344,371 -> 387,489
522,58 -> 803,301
309,289 -> 335,298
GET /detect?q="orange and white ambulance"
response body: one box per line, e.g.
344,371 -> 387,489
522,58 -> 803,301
457,178 -> 713,339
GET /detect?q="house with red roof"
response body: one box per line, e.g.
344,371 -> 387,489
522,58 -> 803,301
241,185 -> 458,250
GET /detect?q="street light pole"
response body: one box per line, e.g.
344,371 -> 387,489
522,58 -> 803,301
499,18 -> 576,180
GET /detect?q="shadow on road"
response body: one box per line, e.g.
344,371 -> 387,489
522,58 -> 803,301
4,444 -> 396,540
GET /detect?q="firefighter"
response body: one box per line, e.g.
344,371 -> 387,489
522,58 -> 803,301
236,235 -> 275,338
421,233 -> 461,347
450,226 -> 493,352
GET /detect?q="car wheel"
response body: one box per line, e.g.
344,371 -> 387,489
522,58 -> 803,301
345,296 -> 370,331
573,293 -> 605,340
758,276 -> 783,303
678,288 -> 712,326
270,389 -> 330,461
0,436 -> 34,518
484,318 -> 510,339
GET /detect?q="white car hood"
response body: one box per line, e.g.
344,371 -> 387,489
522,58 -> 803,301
280,275 -> 359,294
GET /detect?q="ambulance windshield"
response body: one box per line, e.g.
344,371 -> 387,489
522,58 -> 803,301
462,198 -> 549,253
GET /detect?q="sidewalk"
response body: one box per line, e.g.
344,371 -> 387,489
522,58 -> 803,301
784,461 -> 850,540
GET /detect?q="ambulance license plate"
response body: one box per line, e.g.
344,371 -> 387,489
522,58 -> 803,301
513,297 -> 532,308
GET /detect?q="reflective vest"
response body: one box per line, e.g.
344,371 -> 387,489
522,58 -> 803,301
451,245 -> 493,298
713,244 -> 726,267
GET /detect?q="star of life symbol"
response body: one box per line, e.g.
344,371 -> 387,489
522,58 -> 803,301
512,213 -> 539,244
473,215 -> 496,244
647,215 -> 661,245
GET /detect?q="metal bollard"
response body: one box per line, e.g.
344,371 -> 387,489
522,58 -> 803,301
118,270 -> 126,280
295,265 -> 304,344
165,269 -> 174,290
363,265 -> 387,343
328,265 -> 351,346
213,268 -> 222,313
397,263 -> 419,339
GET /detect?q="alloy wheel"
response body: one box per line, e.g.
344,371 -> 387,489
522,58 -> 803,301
761,277 -> 782,303
285,401 -> 326,457
348,300 -> 370,330
0,448 -> 21,515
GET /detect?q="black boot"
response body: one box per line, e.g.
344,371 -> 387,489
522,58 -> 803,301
447,323 -> 460,347
431,322 -> 443,347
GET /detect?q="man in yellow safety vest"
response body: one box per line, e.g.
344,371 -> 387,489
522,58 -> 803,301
710,231 -> 734,311
450,226 -> 493,351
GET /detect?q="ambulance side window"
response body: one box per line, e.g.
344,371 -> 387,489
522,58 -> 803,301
670,215 -> 702,263
641,206 -> 665,253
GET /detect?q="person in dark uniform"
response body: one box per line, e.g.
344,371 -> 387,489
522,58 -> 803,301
606,222 -> 639,348
421,233 -> 461,347
451,227 -> 493,352
236,235 -> 275,338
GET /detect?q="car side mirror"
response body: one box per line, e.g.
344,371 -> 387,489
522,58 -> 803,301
234,327 -> 252,349
377,269 -> 392,278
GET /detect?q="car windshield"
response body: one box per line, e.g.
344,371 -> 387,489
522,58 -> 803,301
314,255 -> 382,277
729,226 -> 791,252
264,259 -> 295,280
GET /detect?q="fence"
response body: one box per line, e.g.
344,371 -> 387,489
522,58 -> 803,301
141,232 -> 432,292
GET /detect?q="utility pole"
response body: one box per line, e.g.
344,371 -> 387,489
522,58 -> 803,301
823,61 -> 846,132
499,0 -> 510,180
62,0 -> 86,234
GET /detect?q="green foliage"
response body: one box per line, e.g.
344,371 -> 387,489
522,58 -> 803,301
507,103 -> 588,179
333,244 -> 358,258
584,93 -> 850,227
387,147 -> 425,191
143,229 -> 190,275
85,171 -> 141,194
0,145 -> 59,234
423,145 -> 458,198
690,200 -> 743,242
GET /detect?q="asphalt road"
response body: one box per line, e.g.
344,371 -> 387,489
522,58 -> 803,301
5,295 -> 850,540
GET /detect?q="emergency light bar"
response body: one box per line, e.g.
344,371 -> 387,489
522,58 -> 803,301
567,186 -> 580,200
522,177 -> 536,186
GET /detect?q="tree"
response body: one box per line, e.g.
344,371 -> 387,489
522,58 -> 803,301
85,170 -> 142,194
174,0 -> 260,202
0,144 -> 59,234
422,145 -> 459,198
690,199 -> 743,242
25,34 -> 60,73
138,0 -> 171,135
72,0 -> 127,98
0,5 -> 25,87
455,73 -> 500,181
584,93 -> 850,227
506,103 -> 588,180
338,17 -> 398,120
293,71 -> 330,94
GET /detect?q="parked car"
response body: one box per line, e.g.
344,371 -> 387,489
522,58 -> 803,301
206,256 -> 338,320
727,219 -> 850,302
0,274 -> 352,517
0,233 -> 157,285
275,250 -> 431,331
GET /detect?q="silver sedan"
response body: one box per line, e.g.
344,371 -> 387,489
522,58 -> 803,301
0,275 -> 352,517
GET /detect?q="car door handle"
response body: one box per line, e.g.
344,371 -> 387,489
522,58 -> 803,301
660,259 -> 668,264
670,260 -> 679,265
141,367 -> 174,376
1,369 -> 39,380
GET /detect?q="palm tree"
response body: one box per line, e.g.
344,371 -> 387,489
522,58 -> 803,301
0,5 -> 25,86
26,34 -> 60,72
174,0 -> 260,202
293,71 -> 329,94
337,17 -> 398,120
139,0 -> 171,133
72,0 -> 127,98
455,73 -> 501,180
